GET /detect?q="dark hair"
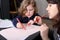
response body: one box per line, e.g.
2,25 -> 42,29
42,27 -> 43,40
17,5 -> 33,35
47,0 -> 60,34
46,0 -> 59,4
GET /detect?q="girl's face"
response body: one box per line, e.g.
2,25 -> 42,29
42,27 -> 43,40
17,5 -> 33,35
46,4 -> 58,19
25,4 -> 34,18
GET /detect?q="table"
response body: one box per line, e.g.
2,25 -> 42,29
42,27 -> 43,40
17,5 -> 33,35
0,25 -> 40,40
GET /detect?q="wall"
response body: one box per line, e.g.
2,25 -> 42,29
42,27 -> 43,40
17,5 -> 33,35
35,0 -> 48,17
0,0 -> 10,19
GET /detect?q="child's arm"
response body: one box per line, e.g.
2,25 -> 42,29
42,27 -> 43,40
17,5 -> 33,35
16,18 -> 26,30
27,20 -> 34,26
27,16 -> 42,26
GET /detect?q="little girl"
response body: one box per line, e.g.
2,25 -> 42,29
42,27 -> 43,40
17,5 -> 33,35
12,0 -> 42,29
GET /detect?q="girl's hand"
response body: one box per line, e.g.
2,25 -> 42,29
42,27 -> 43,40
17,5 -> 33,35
39,24 -> 49,40
16,22 -> 24,29
27,20 -> 34,26
16,18 -> 26,29
34,16 -> 42,25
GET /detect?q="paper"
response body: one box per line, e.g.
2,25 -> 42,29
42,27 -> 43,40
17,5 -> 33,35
0,25 -> 40,40
0,19 -> 14,28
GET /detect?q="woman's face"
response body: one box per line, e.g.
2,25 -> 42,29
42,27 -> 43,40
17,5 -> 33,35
46,4 -> 58,19
25,4 -> 34,18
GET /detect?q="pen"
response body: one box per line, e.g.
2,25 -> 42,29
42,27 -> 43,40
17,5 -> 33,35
16,18 -> 26,30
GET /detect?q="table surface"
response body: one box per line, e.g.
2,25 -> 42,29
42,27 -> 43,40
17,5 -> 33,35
0,25 -> 40,40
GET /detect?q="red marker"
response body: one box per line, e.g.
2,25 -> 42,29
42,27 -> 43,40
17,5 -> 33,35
16,18 -> 26,30
36,17 -> 39,22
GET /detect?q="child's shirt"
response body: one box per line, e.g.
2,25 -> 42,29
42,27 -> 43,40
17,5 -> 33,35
12,13 -> 40,27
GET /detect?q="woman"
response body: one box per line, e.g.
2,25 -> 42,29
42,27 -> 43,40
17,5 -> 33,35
46,0 -> 60,40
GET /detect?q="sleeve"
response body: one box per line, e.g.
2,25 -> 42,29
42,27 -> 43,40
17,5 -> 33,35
48,29 -> 59,40
12,16 -> 21,27
53,29 -> 59,40
48,29 -> 55,40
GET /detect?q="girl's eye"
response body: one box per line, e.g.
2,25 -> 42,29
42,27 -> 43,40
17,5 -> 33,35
29,9 -> 34,11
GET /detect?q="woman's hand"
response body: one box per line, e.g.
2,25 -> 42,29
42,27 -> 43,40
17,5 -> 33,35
34,16 -> 42,25
39,24 -> 50,40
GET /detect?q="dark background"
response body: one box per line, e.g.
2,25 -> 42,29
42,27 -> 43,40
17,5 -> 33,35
0,0 -> 22,19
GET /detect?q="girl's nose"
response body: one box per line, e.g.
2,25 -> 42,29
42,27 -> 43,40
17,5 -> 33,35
28,11 -> 30,13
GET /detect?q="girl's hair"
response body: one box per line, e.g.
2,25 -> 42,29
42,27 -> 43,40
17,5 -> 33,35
18,0 -> 38,16
47,0 -> 60,34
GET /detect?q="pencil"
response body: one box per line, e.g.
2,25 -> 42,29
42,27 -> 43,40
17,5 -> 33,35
16,18 -> 26,30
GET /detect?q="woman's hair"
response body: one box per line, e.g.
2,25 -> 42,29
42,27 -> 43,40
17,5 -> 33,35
47,0 -> 60,34
18,0 -> 38,16
46,0 -> 59,4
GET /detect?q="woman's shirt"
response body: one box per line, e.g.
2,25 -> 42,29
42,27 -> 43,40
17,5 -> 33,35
57,34 -> 60,40
52,28 -> 59,40
12,13 -> 40,27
